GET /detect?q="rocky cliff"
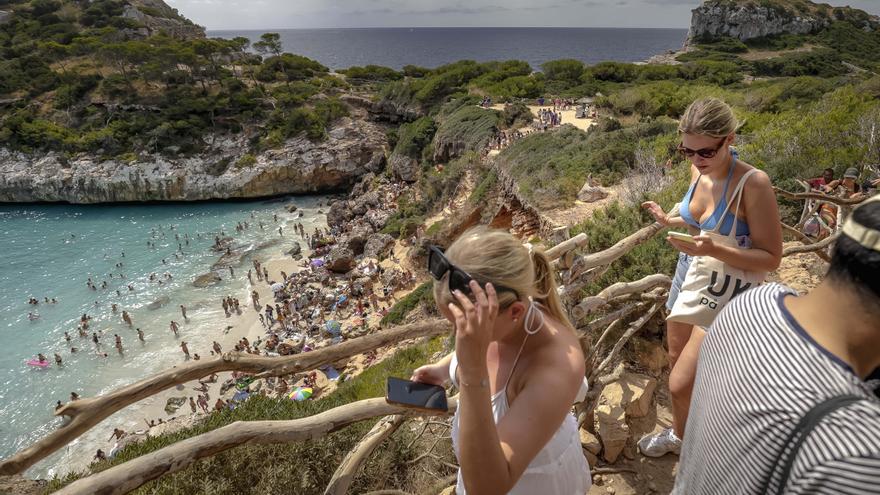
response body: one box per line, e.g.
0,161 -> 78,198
0,117 -> 387,203
123,0 -> 205,40
688,0 -> 879,43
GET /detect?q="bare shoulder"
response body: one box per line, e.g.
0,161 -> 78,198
737,160 -> 772,190
537,321 -> 585,379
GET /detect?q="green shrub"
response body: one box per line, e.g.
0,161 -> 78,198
393,116 -> 437,159
380,281 -> 435,326
569,167 -> 690,297
235,154 -> 257,168
432,105 -> 501,160
340,65 -> 402,82
497,120 -> 678,209
541,59 -> 585,83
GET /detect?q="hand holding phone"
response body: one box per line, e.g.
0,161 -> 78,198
386,377 -> 448,412
667,231 -> 697,244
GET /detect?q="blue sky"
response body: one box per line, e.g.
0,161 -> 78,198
164,0 -> 880,30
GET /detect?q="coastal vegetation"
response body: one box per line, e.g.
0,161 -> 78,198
3,0 -> 880,493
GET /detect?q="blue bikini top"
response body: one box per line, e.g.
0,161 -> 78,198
680,149 -> 750,237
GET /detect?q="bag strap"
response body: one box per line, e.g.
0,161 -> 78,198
709,168 -> 759,238
760,394 -> 864,495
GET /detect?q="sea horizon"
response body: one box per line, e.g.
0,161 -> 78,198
208,26 -> 689,70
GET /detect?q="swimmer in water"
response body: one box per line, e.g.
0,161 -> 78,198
137,328 -> 145,342
37,353 -> 47,363
54,353 -> 62,365
70,392 -> 80,401
64,331 -> 71,342
170,320 -> 180,336
180,305 -> 187,320
180,341 -> 190,358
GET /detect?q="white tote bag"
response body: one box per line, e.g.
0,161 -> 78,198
667,168 -> 767,328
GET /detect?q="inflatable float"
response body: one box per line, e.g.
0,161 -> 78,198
26,359 -> 50,368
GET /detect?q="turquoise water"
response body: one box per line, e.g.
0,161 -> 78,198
0,197 -> 328,477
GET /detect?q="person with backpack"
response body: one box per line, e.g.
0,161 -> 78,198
673,195 -> 880,494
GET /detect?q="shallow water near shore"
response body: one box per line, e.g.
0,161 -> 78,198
0,196 -> 330,477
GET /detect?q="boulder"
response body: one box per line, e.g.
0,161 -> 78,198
286,203 -> 298,212
635,341 -> 668,376
365,208 -> 393,231
327,247 -> 356,273
286,242 -> 302,258
364,233 -> 394,258
596,404 -> 629,463
389,153 -> 419,182
192,272 -> 222,287
146,295 -> 171,310
579,428 -> 602,455
601,373 -> 657,419
327,200 -> 353,228
577,181 -> 608,203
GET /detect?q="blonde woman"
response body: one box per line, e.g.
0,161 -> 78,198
410,226 -> 590,495
639,97 -> 783,456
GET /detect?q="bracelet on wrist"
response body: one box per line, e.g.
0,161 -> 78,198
460,377 -> 489,388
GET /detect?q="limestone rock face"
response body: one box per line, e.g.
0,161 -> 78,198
0,117 -> 387,204
123,0 -> 206,39
389,152 -> 419,182
685,0 -> 879,42
364,233 -> 395,258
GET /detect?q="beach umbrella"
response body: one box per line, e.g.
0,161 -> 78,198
310,258 -> 325,267
288,387 -> 313,401
271,282 -> 284,292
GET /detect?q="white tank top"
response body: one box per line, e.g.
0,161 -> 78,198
448,338 -> 591,495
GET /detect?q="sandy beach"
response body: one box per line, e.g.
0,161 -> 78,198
109,231 -> 426,452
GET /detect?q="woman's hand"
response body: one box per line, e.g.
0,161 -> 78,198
641,201 -> 669,226
449,281 -> 498,376
667,234 -> 717,257
410,363 -> 449,386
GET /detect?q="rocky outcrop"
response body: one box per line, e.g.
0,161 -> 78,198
688,0 -> 879,43
364,233 -> 395,258
0,117 -> 387,204
389,153 -> 419,182
370,98 -> 423,123
123,0 -> 205,40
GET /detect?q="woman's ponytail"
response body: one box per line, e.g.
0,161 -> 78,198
531,248 -> 576,333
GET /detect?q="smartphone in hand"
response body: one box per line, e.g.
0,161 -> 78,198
386,377 -> 448,412
667,231 -> 697,244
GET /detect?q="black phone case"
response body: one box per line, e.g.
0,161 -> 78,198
386,377 -> 448,412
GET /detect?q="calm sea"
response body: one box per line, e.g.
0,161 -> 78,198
208,27 -> 688,70
0,197 -> 328,477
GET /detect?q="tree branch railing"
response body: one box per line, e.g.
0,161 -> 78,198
55,397 -> 457,495
0,319 -> 451,476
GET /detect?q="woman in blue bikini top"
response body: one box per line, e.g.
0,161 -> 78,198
638,97 -> 784,458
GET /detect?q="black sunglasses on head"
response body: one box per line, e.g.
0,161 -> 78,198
427,246 -> 520,300
677,137 -> 727,159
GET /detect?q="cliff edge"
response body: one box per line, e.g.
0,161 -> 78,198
688,0 -> 879,43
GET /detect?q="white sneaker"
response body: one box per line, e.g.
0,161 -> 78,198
638,428 -> 681,457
